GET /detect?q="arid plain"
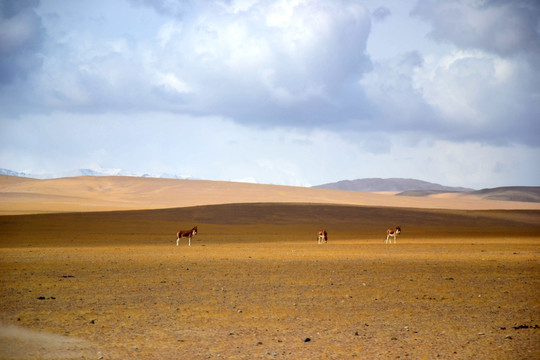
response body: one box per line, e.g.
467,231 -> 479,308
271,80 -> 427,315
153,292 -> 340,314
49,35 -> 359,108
1,176 -> 539,359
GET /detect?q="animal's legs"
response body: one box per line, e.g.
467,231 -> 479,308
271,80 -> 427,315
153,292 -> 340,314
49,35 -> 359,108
176,237 -> 180,246
188,236 -> 191,247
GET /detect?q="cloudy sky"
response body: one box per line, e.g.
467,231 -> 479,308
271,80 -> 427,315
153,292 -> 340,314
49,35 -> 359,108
1,0 -> 539,188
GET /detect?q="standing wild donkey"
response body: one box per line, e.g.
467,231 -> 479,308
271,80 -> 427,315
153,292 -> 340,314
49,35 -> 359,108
385,226 -> 401,244
317,230 -> 328,244
177,226 -> 197,246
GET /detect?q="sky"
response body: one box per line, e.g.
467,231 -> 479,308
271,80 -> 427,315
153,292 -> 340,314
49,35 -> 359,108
1,0 -> 539,189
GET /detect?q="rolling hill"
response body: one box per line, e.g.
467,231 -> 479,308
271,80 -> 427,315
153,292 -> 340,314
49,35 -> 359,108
470,186 -> 540,203
1,175 -> 540,215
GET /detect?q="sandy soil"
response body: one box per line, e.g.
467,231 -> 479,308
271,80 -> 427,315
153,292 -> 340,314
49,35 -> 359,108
1,241 -> 538,360
1,202 -> 539,359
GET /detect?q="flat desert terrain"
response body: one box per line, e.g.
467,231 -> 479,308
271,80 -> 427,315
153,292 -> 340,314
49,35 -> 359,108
1,176 -> 539,359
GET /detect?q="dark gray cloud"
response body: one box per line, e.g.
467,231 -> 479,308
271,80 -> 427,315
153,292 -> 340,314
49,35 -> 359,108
128,0 -> 194,18
0,0 -> 44,84
372,6 -> 391,22
412,0 -> 540,59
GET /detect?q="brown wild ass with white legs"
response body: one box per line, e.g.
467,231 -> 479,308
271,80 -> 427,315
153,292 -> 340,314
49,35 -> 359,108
177,226 -> 197,246
317,230 -> 328,244
385,226 -> 401,244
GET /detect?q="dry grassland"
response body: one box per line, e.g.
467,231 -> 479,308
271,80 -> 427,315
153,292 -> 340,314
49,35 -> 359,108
1,203 -> 539,359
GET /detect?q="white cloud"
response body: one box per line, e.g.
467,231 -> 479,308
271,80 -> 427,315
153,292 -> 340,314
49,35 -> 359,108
156,21 -> 183,47
154,72 -> 192,94
361,43 -> 540,145
416,50 -> 499,124
6,0 -> 372,125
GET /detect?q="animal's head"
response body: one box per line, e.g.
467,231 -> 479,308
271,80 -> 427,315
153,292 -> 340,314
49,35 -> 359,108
193,226 -> 198,235
396,226 -> 401,234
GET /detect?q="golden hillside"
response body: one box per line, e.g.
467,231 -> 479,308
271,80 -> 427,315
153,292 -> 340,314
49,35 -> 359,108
1,175 -> 539,215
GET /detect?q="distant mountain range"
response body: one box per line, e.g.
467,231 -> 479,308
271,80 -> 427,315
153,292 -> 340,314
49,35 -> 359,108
77,168 -> 187,179
313,178 -> 473,192
0,169 -> 29,177
313,178 -> 540,203
0,168 -> 187,180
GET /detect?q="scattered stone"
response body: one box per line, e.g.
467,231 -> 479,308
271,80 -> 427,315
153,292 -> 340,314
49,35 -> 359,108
445,277 -> 454,281
90,319 -> 96,324
303,337 -> 311,342
513,324 -> 539,330
229,330 -> 235,335
354,331 -> 359,336
236,309 -> 243,313
37,296 -> 46,300
391,337 -> 398,341
505,335 -> 512,339
256,341 -> 263,345
477,332 -> 484,335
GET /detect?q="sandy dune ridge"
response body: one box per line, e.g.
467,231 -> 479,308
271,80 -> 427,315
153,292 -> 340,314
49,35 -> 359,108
1,175 -> 539,215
